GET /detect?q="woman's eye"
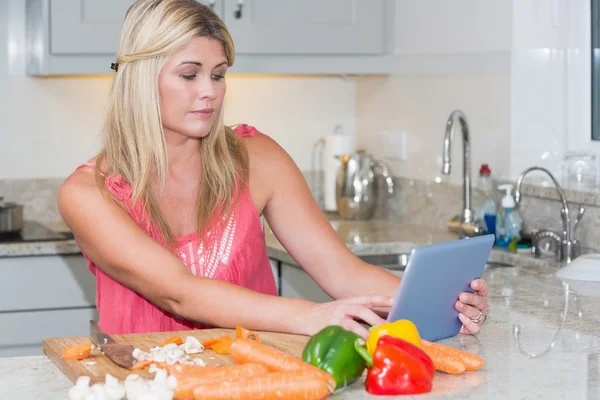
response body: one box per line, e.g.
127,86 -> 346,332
181,74 -> 197,81
212,74 -> 225,81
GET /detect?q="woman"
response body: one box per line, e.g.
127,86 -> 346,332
58,0 -> 488,339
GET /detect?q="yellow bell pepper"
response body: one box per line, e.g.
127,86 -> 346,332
367,319 -> 422,355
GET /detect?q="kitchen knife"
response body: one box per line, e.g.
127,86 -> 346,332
90,320 -> 136,369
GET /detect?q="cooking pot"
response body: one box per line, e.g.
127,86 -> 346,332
0,196 -> 24,235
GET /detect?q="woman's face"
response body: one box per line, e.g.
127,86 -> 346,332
158,36 -> 228,140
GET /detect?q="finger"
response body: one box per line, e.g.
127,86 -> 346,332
458,313 -> 481,334
342,295 -> 394,308
471,279 -> 488,295
343,305 -> 387,327
459,292 -> 486,311
340,319 -> 371,339
460,303 -> 483,321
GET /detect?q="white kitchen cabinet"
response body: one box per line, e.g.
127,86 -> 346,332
25,0 -> 224,75
0,254 -> 98,358
0,254 -> 95,312
280,263 -> 333,303
269,259 -> 280,295
25,0 -> 394,75
224,0 -> 386,55
0,307 -> 98,358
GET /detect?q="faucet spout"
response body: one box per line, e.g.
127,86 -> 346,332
515,166 -> 574,263
441,109 -> 485,237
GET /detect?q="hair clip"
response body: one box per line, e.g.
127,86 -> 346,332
110,62 -> 119,72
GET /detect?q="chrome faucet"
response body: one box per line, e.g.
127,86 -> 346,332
441,109 -> 487,237
515,166 -> 582,263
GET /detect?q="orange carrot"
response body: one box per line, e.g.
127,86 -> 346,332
236,326 -> 259,342
130,359 -> 154,371
162,335 -> 183,346
62,343 -> 92,360
229,338 -> 336,389
421,340 -> 484,371
420,341 -> 466,375
211,339 -> 234,355
170,363 -> 269,399
201,335 -> 232,347
192,370 -> 334,400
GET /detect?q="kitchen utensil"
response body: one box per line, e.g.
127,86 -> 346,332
43,328 -> 309,384
0,195 -> 24,235
335,150 -> 394,220
90,320 -> 135,369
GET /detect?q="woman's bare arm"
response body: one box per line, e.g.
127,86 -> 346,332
245,133 -> 400,301
57,168 -> 315,333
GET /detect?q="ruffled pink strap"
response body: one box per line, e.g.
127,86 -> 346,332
75,163 -> 133,202
234,124 -> 261,137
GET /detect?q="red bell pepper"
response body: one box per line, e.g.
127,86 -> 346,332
355,335 -> 435,395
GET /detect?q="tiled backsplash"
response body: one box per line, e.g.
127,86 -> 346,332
0,178 -> 63,224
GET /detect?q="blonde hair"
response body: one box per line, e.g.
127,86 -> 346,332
97,0 -> 248,247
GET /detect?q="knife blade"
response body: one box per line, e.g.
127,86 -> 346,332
90,320 -> 136,369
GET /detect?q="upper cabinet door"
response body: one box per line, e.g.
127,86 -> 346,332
48,0 -> 223,55
223,0 -> 387,55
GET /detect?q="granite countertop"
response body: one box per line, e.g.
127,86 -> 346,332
2,264 -> 599,399
0,221 -> 80,258
264,216 -> 552,269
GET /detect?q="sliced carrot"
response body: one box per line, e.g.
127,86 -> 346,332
62,343 -> 92,360
201,335 -> 232,347
421,340 -> 484,371
211,338 -> 234,355
192,370 -> 334,400
420,341 -> 466,375
236,326 -> 259,341
162,335 -> 183,346
229,338 -> 336,389
170,363 -> 268,399
130,359 -> 154,371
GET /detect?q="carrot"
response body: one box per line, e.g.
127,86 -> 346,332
229,338 -> 336,389
130,360 -> 154,371
201,335 -> 233,347
236,326 -> 259,342
62,343 -> 92,360
170,363 -> 269,399
421,340 -> 484,371
211,339 -> 234,355
162,335 -> 183,346
192,370 -> 334,400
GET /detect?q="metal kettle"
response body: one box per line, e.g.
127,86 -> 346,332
335,151 -> 394,220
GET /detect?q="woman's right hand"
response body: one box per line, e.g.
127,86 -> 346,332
300,295 -> 394,339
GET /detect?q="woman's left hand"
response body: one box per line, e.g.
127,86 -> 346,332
455,278 -> 488,335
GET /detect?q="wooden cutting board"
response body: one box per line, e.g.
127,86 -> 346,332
43,328 -> 311,384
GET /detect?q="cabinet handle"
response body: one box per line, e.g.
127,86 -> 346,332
234,0 -> 244,19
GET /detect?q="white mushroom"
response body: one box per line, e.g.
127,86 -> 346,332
183,336 -> 204,354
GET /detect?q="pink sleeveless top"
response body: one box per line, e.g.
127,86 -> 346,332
75,124 -> 277,334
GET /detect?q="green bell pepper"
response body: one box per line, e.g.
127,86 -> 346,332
302,325 -> 367,389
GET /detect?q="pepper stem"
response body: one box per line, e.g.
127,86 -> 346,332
354,338 -> 373,368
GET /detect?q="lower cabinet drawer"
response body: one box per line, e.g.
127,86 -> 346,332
0,254 -> 96,312
0,307 -> 99,353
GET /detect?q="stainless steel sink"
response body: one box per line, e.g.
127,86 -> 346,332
359,253 -> 515,271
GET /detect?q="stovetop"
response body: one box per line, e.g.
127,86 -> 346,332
0,221 -> 74,243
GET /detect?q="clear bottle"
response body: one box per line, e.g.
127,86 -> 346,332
477,164 -> 497,235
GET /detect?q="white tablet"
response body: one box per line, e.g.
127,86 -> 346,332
387,234 -> 495,342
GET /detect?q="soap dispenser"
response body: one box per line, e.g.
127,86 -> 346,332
496,184 -> 523,250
